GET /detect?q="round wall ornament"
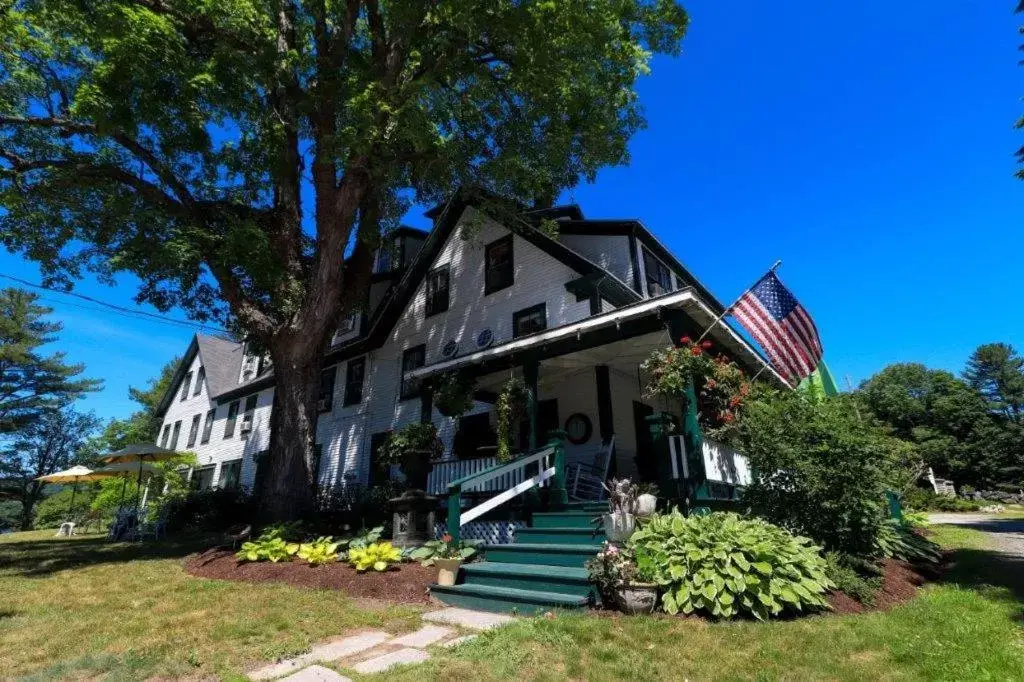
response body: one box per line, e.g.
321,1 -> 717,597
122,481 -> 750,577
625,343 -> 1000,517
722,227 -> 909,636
564,413 -> 593,445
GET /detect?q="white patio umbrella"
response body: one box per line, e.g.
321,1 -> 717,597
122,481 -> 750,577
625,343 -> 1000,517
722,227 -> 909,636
99,443 -> 180,513
36,465 -> 112,519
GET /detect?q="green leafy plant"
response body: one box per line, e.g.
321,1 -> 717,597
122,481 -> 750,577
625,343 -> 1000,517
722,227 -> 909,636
380,424 -> 443,489
874,519 -> 942,564
496,377 -> 529,462
825,552 -> 883,606
902,510 -> 929,529
236,531 -> 299,563
409,533 -> 480,566
348,541 -> 403,572
628,511 -> 834,620
295,537 -> 342,566
346,526 -> 384,551
434,371 -> 477,419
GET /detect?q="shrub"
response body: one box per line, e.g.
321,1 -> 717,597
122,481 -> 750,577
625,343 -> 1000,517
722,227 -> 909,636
874,519 -> 942,564
311,482 -> 405,536
348,541 -> 402,572
825,552 -> 882,606
628,511 -> 834,620
902,510 -> 929,529
163,488 -> 254,534
236,530 -> 298,563
34,486 -> 98,528
903,488 -> 981,512
295,537 -> 342,566
734,390 -> 911,557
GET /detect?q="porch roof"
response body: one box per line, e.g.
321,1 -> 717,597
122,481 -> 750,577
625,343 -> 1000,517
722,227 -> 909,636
405,288 -> 790,386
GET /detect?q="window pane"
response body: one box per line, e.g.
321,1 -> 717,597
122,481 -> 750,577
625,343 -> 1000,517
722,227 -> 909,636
425,267 -> 450,316
485,236 -> 514,293
513,304 -> 547,338
344,357 -> 365,405
186,414 -> 201,448
193,367 -> 205,396
319,368 -> 335,412
219,459 -> 242,490
401,346 -> 425,399
224,401 -> 239,438
160,425 -> 171,448
200,409 -> 215,444
179,372 -> 193,401
170,420 -> 182,450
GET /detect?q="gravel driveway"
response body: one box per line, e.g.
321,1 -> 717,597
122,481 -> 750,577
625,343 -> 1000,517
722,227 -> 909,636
928,514 -> 1024,557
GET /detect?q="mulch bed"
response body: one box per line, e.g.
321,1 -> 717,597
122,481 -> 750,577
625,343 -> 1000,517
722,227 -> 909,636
183,548 -> 437,604
827,558 -> 936,615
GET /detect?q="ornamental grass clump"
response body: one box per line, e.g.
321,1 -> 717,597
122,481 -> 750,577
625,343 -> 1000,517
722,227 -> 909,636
628,511 -> 834,620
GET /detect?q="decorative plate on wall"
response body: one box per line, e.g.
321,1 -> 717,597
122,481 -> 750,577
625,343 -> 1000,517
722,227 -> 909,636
564,413 -> 593,445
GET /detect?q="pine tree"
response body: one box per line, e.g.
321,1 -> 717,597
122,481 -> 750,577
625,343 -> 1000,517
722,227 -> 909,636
963,343 -> 1024,421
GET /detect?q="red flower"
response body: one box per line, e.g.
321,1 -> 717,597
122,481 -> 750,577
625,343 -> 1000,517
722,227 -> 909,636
722,412 -> 735,423
729,396 -> 742,407
701,340 -> 713,350
739,383 -> 750,396
691,346 -> 702,356
680,336 -> 692,345
442,533 -> 453,543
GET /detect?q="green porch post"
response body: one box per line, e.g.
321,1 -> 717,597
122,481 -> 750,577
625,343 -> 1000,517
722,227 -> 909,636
446,484 -> 461,544
646,412 -> 678,497
547,429 -> 568,508
680,378 -> 707,508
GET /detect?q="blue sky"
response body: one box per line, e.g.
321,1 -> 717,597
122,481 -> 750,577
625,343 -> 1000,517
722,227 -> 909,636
2,0 -> 1021,422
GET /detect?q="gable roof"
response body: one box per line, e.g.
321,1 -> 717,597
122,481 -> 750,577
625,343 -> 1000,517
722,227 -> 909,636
154,333 -> 267,416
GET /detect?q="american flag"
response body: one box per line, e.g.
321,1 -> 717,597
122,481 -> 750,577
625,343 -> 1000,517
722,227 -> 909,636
732,271 -> 822,385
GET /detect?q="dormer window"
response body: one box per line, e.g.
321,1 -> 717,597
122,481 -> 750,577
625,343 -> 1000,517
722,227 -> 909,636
643,247 -> 673,297
241,351 -> 258,382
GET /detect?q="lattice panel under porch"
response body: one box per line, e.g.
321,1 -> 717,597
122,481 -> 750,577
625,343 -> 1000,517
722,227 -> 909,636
433,521 -> 525,545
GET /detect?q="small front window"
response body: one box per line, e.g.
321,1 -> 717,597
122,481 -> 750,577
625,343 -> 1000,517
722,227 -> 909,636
193,367 -> 205,396
160,424 -> 171,448
186,414 -> 201,448
200,409 -> 215,444
318,368 -> 336,413
344,357 -> 366,406
401,345 -> 426,400
425,265 -> 450,317
643,247 -> 673,297
219,459 -> 243,490
224,401 -> 240,438
179,372 -> 193,401
169,420 -> 182,450
484,235 -> 514,294
513,303 -> 547,338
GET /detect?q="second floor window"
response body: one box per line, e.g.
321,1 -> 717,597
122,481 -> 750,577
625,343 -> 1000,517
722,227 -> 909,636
169,420 -> 182,450
160,424 -> 171,448
224,401 -> 240,438
485,235 -> 514,294
643,247 -> 673,297
193,367 -> 205,396
179,371 -> 193,401
344,357 -> 366,406
425,265 -> 450,316
513,303 -> 548,338
318,368 -> 336,413
401,345 -> 426,400
200,409 -> 215,444
186,414 -> 201,448
240,394 -> 258,436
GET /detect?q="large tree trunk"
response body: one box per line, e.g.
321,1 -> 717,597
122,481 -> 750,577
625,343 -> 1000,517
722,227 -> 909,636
19,481 -> 41,530
261,337 -> 323,521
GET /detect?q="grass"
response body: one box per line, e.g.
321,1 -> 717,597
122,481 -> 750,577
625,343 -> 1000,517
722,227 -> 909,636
367,523 -> 1024,682
0,530 -> 423,680
3,523 -> 1024,681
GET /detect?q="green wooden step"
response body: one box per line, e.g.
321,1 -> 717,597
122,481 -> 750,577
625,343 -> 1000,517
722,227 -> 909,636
517,526 -> 605,545
461,561 -> 597,599
481,542 -> 599,568
531,511 -> 602,529
430,582 -> 591,615
564,502 -> 607,512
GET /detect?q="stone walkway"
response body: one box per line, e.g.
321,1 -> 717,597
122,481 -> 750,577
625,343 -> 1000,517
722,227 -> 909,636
247,608 -> 515,681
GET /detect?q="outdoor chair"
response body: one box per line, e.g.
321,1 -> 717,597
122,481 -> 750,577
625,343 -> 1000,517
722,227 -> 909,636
566,436 -> 615,501
75,510 -> 104,534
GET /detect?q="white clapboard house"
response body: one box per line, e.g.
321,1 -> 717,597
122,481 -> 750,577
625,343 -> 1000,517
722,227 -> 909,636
154,194 -> 782,506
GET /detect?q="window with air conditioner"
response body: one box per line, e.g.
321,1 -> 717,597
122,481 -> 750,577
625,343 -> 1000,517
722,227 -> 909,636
240,394 -> 258,436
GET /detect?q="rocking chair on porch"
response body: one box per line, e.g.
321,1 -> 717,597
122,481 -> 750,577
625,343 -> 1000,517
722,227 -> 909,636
566,436 -> 615,501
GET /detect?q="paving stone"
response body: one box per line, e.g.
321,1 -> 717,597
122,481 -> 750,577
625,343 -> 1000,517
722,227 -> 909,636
350,648 -> 430,674
248,658 -> 303,680
440,634 -> 478,648
423,607 -> 516,631
301,631 -> 392,662
279,665 -> 351,682
389,624 -> 453,648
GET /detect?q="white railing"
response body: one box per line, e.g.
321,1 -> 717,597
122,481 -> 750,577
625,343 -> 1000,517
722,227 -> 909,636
667,436 -> 751,486
427,456 -> 528,495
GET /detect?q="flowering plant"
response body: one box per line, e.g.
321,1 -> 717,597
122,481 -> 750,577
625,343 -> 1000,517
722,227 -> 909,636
641,337 -> 751,437
586,543 -> 659,604
408,532 -> 480,566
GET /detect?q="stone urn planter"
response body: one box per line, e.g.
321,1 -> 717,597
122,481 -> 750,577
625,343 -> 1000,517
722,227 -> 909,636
389,489 -> 438,549
602,511 -> 636,543
617,583 -> 659,615
434,558 -> 463,586
636,493 -> 658,517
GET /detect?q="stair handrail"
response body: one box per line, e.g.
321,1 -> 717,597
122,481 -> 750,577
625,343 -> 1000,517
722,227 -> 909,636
446,431 -> 568,543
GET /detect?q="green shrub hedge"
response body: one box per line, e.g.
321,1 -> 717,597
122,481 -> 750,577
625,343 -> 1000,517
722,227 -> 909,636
628,511 -> 834,620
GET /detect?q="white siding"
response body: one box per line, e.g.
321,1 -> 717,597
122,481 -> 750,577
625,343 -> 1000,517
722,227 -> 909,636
157,352 -> 273,491
560,234 -> 636,292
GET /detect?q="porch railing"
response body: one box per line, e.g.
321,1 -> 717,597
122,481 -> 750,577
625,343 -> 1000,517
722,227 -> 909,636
445,434 -> 567,543
667,435 -> 752,487
427,456 -> 520,495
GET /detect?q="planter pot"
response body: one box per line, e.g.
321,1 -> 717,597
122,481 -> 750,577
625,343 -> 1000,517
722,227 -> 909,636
617,583 -> 659,615
636,494 -> 658,517
603,511 -> 636,543
434,558 -> 463,586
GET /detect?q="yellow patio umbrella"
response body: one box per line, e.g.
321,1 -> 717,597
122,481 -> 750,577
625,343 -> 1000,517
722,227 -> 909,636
99,443 -> 181,515
37,465 -> 113,519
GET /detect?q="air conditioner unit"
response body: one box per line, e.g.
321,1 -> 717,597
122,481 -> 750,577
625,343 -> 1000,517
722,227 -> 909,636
475,328 -> 494,350
440,339 -> 459,360
239,414 -> 253,436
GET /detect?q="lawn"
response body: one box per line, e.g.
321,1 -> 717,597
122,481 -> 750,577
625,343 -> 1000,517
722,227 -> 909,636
0,531 -> 423,680
1,525 -> 1023,681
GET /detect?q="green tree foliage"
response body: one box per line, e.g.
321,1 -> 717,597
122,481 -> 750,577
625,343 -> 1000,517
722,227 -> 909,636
0,288 -> 99,434
33,484 -> 97,529
0,0 -> 689,520
1,406 -> 101,529
963,343 -> 1024,421
734,389 -> 915,558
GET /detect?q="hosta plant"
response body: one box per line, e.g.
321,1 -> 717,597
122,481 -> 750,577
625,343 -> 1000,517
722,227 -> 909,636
874,519 -> 942,564
295,537 -> 342,566
236,532 -> 299,563
628,511 -> 834,620
409,534 -> 480,566
348,542 -> 403,572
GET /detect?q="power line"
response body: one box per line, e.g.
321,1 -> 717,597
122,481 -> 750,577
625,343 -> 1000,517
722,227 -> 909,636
0,273 -> 228,335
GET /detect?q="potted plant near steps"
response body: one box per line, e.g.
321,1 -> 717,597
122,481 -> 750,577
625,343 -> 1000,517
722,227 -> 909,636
586,542 -> 659,614
599,478 -> 639,543
381,423 -> 445,548
409,532 -> 480,586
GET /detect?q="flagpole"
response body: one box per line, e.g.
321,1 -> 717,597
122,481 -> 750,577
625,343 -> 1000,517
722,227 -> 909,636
695,260 -> 781,343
